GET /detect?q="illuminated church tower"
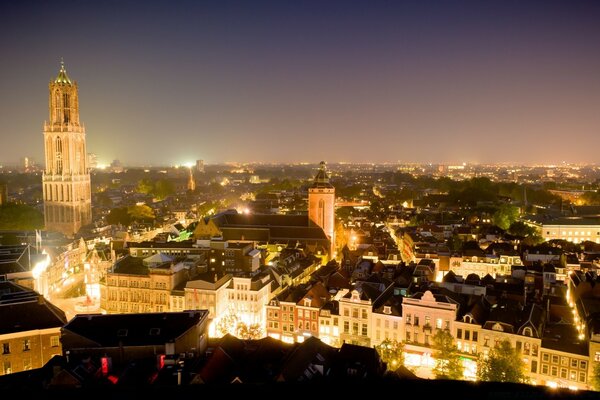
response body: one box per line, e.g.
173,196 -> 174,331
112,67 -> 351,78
308,161 -> 335,255
42,61 -> 92,237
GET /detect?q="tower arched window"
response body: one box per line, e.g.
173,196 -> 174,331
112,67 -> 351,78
63,93 -> 70,123
318,199 -> 325,228
54,91 -> 61,123
55,137 -> 63,174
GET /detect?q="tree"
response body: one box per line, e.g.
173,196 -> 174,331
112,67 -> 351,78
236,322 -> 263,340
592,362 -> 600,391
432,329 -> 464,380
106,207 -> 131,226
0,204 -> 44,230
215,312 -> 239,337
153,179 -> 175,200
477,340 -> 528,383
137,179 -> 154,195
375,339 -> 405,371
127,204 -> 155,222
492,204 -> 519,230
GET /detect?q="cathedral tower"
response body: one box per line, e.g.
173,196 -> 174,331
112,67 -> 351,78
308,161 -> 335,255
42,61 -> 92,237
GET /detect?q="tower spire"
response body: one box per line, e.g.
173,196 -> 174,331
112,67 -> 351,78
54,58 -> 72,85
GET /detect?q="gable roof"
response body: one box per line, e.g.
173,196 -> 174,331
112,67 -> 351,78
62,311 -> 208,347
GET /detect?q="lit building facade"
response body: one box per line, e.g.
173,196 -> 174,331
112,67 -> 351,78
42,62 -> 91,237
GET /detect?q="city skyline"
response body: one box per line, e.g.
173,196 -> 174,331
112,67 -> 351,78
1,0 -> 600,166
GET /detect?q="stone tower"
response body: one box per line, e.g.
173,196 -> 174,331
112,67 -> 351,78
308,161 -> 335,255
42,61 -> 92,237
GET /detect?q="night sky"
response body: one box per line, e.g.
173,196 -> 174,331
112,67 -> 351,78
1,0 -> 600,166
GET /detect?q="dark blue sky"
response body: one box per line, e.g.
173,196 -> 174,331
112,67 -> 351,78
1,0 -> 600,166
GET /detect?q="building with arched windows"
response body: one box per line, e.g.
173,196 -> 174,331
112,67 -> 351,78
42,62 -> 91,237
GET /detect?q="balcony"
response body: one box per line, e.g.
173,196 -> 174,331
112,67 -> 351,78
423,323 -> 432,332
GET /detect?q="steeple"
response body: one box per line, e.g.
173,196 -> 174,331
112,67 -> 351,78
54,59 -> 72,85
312,161 -> 333,188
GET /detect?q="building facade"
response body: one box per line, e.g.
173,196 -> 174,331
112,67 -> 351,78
0,282 -> 66,376
42,62 -> 91,237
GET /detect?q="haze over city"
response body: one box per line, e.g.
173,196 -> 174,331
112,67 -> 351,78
1,0 -> 600,166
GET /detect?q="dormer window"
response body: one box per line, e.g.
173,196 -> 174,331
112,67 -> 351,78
523,327 -> 532,337
383,306 -> 391,315
351,291 -> 360,301
304,298 -> 312,307
149,328 -> 161,336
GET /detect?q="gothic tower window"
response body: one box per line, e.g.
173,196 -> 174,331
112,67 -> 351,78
63,93 -> 70,123
318,199 -> 325,228
55,137 -> 63,174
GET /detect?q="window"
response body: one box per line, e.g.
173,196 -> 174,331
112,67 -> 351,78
23,339 -> 31,352
352,308 -> 358,318
595,352 -> 600,362
551,355 -> 559,364
472,344 -> 477,354
484,336 -> 489,347
561,368 -> 568,379
580,361 -> 587,370
542,364 -> 549,375
436,318 -> 442,329
532,344 -> 538,357
543,353 -> 549,362
361,324 -> 368,336
516,341 -> 522,352
405,314 -> 412,324
149,328 -> 161,336
551,366 -> 558,376
352,323 -> 359,335
445,320 -> 450,330
472,331 -> 478,342
3,361 -> 11,375
50,336 -> 59,347
361,310 -> 367,319
23,358 -> 32,371
457,329 -> 462,339
406,332 -> 411,342
464,330 -> 470,341
384,320 -> 389,329
414,333 -> 419,343
424,335 -> 430,346
524,342 -> 530,355
393,321 -> 398,330
2,343 -> 9,354
579,372 -> 586,383
414,316 -> 420,326
344,308 -> 349,317
425,316 -> 431,326
571,359 -> 578,368
344,321 -> 350,333
531,360 -> 537,373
